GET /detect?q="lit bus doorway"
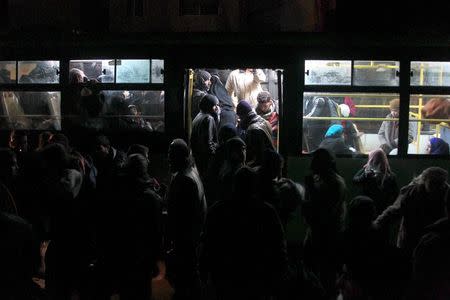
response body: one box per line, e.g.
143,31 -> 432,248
184,67 -> 284,151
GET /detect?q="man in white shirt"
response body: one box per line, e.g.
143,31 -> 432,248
225,68 -> 266,108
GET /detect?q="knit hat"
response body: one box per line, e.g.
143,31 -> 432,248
257,91 -> 272,103
236,100 -> 253,117
199,94 -> 219,112
389,98 -> 400,111
325,124 -> 344,138
339,104 -> 350,117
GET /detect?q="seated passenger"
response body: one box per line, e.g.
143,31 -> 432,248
303,96 -> 340,152
339,104 -> 361,152
378,98 -> 416,154
319,124 -> 355,155
427,137 -> 450,155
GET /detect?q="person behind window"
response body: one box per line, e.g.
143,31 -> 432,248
225,68 -> 266,108
427,137 -> 450,155
303,96 -> 340,152
69,68 -> 88,84
378,98 -> 416,154
338,103 -> 361,152
319,124 -> 355,155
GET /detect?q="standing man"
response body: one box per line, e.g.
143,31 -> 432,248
166,139 -> 207,299
190,94 -> 219,180
225,68 -> 266,108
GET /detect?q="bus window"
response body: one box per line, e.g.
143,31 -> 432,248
69,59 -> 114,83
73,89 -> 164,132
409,95 -> 450,155
353,61 -> 399,86
0,91 -> 61,130
0,61 -> 16,83
305,60 -> 351,85
116,59 -> 150,83
18,61 -> 59,84
411,62 -> 450,87
302,92 -> 401,156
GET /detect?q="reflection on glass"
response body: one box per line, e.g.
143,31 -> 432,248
76,89 -> 164,131
151,59 -> 164,83
18,61 -> 60,84
305,60 -> 351,85
411,61 -> 450,86
69,59 -> 115,83
408,95 -> 450,154
116,59 -> 150,83
0,61 -> 16,83
302,92 -> 400,155
353,61 -> 399,86
0,91 -> 61,130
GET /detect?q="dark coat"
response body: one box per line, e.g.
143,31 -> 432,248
190,112 -> 218,178
353,168 -> 399,215
200,200 -> 287,297
319,137 -> 354,156
167,166 -> 207,272
374,183 -> 450,256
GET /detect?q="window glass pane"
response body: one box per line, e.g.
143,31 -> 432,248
302,92 -> 401,155
69,59 -> 115,83
116,59 -> 150,83
0,91 -> 61,130
353,61 -> 399,86
305,60 -> 351,85
0,61 -> 16,83
151,59 -> 164,83
74,89 -> 164,131
408,95 -> 450,155
411,61 -> 450,86
18,61 -> 60,84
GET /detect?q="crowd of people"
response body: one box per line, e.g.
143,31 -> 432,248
1,121 -> 450,300
0,68 -> 449,300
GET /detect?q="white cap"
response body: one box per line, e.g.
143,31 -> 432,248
339,104 -> 350,117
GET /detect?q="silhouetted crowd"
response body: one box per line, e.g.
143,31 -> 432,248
0,128 -> 450,300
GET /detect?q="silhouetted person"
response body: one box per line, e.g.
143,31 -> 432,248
353,149 -> 399,215
303,148 -> 347,299
410,190 -> 450,299
374,167 -> 450,258
104,154 -> 164,300
200,166 -> 287,299
319,124 -> 355,155
340,196 -> 409,300
208,71 -> 237,128
166,139 -> 206,299
190,94 -> 219,180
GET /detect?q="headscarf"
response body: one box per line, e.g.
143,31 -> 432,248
429,137 -> 450,155
364,149 -> 391,185
325,124 -> 344,138
210,74 -> 234,109
193,70 -> 211,92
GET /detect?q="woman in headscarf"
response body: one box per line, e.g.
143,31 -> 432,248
427,137 -> 450,155
318,124 -> 355,155
353,149 -> 399,215
208,69 -> 237,128
191,69 -> 211,120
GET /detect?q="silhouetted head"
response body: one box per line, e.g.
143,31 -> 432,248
50,133 -> 70,152
347,196 -> 376,231
168,138 -> 190,173
225,137 -> 246,166
9,130 -> 28,153
218,124 -> 238,144
127,144 -> 149,161
199,94 -> 219,114
232,166 -> 257,203
260,149 -> 284,180
310,148 -> 337,175
126,153 -> 149,180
